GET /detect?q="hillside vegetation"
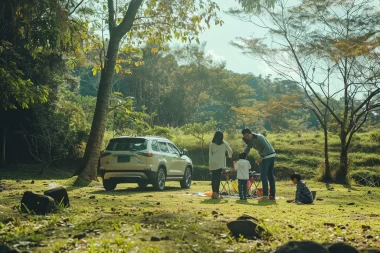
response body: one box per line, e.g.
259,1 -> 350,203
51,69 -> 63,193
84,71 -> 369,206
165,130 -> 380,184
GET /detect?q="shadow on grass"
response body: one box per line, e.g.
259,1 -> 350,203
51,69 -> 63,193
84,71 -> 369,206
89,186 -> 188,196
250,200 -> 278,206
325,183 -> 335,191
342,184 -> 359,191
325,182 -> 360,192
200,199 -> 229,204
0,165 -> 75,181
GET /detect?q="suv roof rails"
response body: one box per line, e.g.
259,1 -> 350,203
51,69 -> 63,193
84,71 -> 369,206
117,135 -> 170,141
143,135 -> 170,140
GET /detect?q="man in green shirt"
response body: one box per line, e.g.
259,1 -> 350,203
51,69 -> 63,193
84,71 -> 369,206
242,128 -> 276,200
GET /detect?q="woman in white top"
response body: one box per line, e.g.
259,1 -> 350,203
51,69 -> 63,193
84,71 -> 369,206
209,131 -> 233,199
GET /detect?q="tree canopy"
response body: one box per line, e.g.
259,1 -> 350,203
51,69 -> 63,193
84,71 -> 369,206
232,0 -> 380,183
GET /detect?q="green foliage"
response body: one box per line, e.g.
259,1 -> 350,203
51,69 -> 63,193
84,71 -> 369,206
236,0 -> 276,13
77,43 -> 316,132
112,109 -> 150,136
182,120 -> 216,142
143,126 -> 173,140
370,131 -> 380,143
0,60 -> 48,110
21,107 -> 77,168
0,0 -> 86,111
351,170 -> 380,187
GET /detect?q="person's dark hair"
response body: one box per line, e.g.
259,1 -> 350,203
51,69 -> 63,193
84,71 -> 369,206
241,128 -> 252,135
212,130 -> 224,145
239,152 -> 247,159
290,173 -> 301,181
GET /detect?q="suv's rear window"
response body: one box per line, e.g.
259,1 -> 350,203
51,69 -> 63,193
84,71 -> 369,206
106,138 -> 147,151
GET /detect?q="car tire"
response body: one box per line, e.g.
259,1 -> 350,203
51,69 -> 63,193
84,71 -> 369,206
137,181 -> 148,189
180,167 -> 192,189
103,179 -> 117,191
153,167 -> 166,191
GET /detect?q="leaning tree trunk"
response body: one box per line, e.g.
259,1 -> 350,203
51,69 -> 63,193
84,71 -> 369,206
336,132 -> 349,184
73,37 -> 121,181
1,124 -> 7,169
72,0 -> 144,182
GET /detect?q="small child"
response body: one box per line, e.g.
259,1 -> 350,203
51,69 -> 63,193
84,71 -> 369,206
235,152 -> 251,200
287,173 -> 313,204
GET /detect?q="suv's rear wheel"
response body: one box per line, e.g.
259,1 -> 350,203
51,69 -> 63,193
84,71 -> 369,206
103,179 -> 117,191
180,167 -> 192,189
137,181 -> 148,189
153,168 -> 166,191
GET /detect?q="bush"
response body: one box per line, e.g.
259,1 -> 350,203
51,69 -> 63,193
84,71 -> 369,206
144,126 -> 173,139
192,165 -> 211,181
370,131 -> 380,143
71,142 -> 86,159
351,170 -> 380,187
275,166 -> 317,180
315,159 -> 339,182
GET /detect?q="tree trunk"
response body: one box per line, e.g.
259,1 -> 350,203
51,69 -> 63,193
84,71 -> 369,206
322,127 -> 332,182
336,133 -> 349,184
201,139 -> 205,164
0,124 -> 7,169
73,37 -> 121,181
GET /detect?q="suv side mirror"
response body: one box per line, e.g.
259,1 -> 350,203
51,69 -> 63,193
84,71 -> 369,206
181,149 -> 188,156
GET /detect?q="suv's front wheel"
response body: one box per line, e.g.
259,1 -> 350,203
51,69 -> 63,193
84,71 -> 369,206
103,179 -> 117,191
153,167 -> 166,191
180,167 -> 192,189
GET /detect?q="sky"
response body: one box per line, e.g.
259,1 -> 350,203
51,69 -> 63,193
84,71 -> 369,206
197,1 -> 275,77
193,1 -> 344,97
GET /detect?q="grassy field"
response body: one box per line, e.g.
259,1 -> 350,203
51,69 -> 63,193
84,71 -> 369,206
0,167 -> 379,253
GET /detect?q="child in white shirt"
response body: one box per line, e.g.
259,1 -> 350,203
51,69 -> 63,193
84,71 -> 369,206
235,152 -> 251,200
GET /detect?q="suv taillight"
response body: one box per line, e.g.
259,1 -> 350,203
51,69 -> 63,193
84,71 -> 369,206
137,152 -> 153,157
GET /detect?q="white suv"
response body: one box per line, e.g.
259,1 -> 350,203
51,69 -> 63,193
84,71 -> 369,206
99,136 -> 193,191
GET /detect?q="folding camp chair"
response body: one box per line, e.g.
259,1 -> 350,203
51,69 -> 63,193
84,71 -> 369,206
220,169 -> 235,195
249,171 -> 261,197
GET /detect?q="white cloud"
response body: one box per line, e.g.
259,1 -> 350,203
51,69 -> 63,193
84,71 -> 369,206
206,50 -> 226,62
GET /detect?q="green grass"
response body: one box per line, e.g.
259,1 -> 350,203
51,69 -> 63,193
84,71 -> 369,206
0,167 -> 380,252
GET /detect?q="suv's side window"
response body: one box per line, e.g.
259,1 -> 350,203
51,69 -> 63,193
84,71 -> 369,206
158,142 -> 169,153
151,140 -> 160,152
167,143 -> 180,156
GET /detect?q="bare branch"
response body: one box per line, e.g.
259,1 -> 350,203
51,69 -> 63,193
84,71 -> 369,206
69,0 -> 85,16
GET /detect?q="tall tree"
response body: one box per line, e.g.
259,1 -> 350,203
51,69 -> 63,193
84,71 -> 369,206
210,73 -> 255,129
73,0 -> 223,181
232,0 -> 380,183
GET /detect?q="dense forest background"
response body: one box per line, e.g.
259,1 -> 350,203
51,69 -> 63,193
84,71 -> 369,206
0,0 -> 379,185
1,43 -> 379,182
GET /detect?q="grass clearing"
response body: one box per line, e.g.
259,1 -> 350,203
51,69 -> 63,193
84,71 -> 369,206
0,167 -> 379,252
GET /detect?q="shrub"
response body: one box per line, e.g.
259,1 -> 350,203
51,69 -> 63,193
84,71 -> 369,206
144,126 -> 173,139
192,165 -> 211,181
351,170 -> 380,187
315,159 -> 339,182
370,131 -> 380,143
